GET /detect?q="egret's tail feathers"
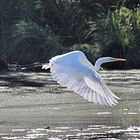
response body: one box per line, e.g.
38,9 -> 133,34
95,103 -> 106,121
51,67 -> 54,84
42,63 -> 50,70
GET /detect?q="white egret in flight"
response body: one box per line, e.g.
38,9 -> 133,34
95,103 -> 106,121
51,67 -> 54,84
42,51 -> 126,106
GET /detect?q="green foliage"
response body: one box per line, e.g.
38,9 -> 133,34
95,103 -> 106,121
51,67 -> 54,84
43,0 -> 104,45
0,0 -> 140,68
100,7 -> 133,53
117,0 -> 140,9
97,5 -> 140,68
126,7 -> 140,68
4,21 -> 63,64
0,0 -> 23,57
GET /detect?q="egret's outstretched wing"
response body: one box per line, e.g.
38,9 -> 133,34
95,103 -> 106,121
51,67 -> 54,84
47,59 -> 119,106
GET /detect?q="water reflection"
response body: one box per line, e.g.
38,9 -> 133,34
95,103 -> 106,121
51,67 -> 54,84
0,72 -> 45,87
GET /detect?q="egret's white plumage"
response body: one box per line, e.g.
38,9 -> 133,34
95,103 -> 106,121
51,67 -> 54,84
42,51 -> 126,106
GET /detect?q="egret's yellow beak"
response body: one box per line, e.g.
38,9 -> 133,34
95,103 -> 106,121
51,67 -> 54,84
112,58 -> 127,61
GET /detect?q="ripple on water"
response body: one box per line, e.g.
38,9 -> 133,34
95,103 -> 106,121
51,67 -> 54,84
0,125 -> 140,140
0,70 -> 140,139
97,112 -> 112,115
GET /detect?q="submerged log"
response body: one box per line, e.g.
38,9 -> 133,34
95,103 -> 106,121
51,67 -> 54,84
0,61 -> 49,72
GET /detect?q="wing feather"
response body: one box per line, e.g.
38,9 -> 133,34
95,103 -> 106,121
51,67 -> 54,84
49,58 -> 119,106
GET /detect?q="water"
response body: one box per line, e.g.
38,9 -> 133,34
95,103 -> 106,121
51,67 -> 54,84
0,70 -> 140,139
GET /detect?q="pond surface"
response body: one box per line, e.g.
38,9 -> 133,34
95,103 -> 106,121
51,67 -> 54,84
0,70 -> 140,139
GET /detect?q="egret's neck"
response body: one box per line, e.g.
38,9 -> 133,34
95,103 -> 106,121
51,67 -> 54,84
94,64 -> 101,71
94,59 -> 104,71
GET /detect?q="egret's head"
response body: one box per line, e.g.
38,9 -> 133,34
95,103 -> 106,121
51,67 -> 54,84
95,57 -> 126,70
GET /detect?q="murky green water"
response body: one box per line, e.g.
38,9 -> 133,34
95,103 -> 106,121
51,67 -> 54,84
0,70 -> 140,139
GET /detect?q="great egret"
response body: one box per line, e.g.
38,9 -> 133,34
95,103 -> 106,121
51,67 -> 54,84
42,51 -> 126,106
